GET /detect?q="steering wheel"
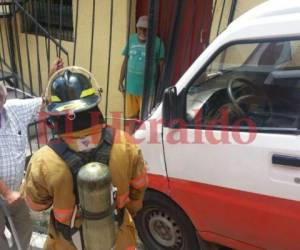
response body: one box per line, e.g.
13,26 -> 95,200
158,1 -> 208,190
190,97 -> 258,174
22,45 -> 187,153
227,77 -> 272,117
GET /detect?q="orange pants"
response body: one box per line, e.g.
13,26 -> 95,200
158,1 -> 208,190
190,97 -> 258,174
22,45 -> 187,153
125,94 -> 142,119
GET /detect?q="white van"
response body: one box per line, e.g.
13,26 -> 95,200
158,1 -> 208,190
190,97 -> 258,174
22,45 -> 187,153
134,1 -> 300,249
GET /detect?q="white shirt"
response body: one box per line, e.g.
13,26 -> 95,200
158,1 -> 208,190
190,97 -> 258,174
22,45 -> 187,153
0,98 -> 42,190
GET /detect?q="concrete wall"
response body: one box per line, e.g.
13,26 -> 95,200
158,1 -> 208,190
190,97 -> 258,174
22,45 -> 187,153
210,0 -> 266,42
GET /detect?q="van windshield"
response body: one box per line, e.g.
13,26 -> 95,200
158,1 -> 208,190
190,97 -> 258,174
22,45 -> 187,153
186,39 -> 300,132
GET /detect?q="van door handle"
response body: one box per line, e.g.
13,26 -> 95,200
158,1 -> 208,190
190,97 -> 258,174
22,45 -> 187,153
272,154 -> 300,168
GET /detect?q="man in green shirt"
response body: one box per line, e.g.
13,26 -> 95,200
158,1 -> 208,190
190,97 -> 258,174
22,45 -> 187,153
119,16 -> 165,133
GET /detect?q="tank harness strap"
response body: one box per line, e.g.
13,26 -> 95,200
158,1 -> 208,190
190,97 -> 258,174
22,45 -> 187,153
47,127 -> 125,240
94,127 -> 114,165
48,127 -> 115,203
48,138 -> 87,241
80,204 -> 115,220
115,207 -> 125,226
80,127 -> 125,225
50,210 -> 78,241
48,138 -> 85,204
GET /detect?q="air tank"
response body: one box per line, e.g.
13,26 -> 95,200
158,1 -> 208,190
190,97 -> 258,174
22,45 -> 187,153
77,162 -> 116,250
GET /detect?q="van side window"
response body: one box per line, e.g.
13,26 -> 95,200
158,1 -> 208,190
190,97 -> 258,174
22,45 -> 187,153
186,40 -> 300,133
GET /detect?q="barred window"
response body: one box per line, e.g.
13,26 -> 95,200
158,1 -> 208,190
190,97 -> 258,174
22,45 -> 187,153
22,0 -> 73,42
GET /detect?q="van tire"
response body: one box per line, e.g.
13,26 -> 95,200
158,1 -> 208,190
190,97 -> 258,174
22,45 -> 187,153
135,190 -> 205,250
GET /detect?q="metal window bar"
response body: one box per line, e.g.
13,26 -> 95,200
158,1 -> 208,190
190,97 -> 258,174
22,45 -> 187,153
33,0 -> 44,95
209,0 -> 237,41
216,0 -> 226,35
58,0 -> 63,58
228,0 -> 237,25
46,0 -> 51,73
4,3 -> 18,93
104,0 -> 114,121
11,3 -> 26,98
3,5 -> 12,66
89,0 -> 96,72
72,0 -> 79,65
44,36 -> 50,75
122,0 -> 133,130
212,0 -> 218,18
0,17 -> 7,81
0,53 -> 5,87
41,0 -> 50,74
155,0 -> 186,105
0,20 -> 6,62
141,0 -> 160,120
21,6 -> 34,95
21,0 -> 74,42
1,3 -> 17,98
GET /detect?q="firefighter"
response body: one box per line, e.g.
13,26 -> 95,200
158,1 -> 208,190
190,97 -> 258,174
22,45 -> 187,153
22,66 -> 148,250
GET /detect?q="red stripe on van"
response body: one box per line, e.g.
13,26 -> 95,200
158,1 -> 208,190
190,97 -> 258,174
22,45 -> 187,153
147,174 -> 300,250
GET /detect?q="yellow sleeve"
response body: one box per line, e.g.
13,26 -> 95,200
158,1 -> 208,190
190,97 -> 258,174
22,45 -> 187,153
126,145 -> 148,217
23,157 -> 53,211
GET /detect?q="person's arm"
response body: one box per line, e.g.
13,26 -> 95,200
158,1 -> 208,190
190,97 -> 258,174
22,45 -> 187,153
23,159 -> 52,211
48,58 -> 64,79
126,145 -> 148,217
9,58 -> 65,125
6,98 -> 43,127
119,38 -> 130,93
0,179 -> 21,204
119,56 -> 128,93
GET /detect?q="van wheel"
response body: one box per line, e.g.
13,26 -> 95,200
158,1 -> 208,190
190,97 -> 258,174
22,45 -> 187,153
135,190 -> 205,250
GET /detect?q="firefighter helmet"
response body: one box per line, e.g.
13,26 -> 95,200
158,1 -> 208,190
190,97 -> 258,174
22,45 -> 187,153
46,66 -> 101,115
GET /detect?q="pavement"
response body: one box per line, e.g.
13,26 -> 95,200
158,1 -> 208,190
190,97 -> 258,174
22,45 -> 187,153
30,232 -> 47,250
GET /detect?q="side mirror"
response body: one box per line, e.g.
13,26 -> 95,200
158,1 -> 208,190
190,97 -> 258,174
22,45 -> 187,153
162,86 -> 178,127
